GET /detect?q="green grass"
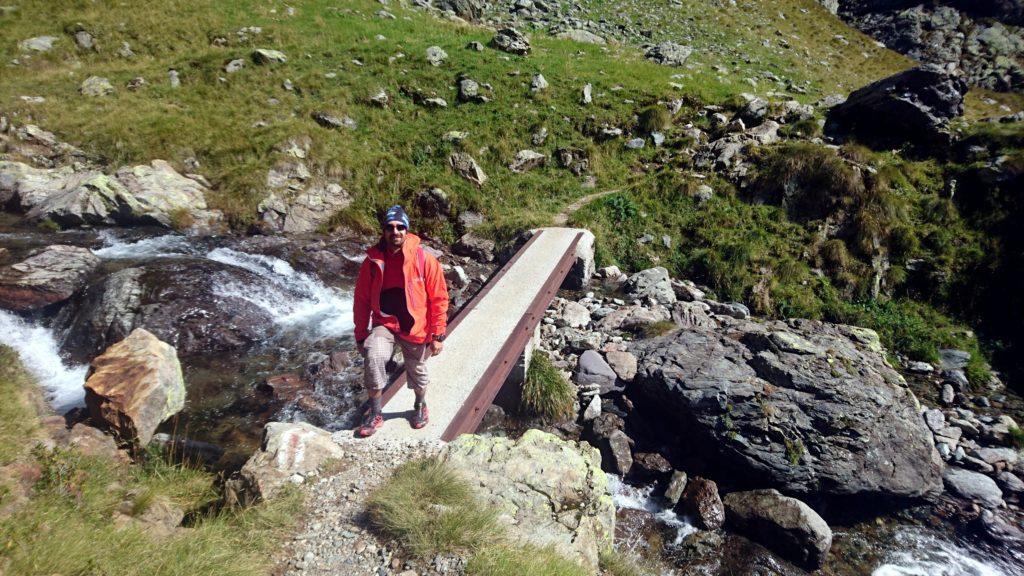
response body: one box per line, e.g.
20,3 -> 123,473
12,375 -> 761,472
366,457 -> 502,557
0,347 -> 302,576
599,548 -> 650,576
0,346 -> 41,465
521,352 -> 575,422
1009,427 -> 1024,450
368,456 -> 598,574
637,320 -> 678,339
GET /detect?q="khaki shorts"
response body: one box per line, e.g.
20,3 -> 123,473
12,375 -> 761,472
362,325 -> 431,393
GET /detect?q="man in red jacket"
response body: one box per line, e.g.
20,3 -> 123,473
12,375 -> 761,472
353,205 -> 449,437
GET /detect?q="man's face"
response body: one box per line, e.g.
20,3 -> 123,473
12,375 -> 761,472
383,220 -> 407,248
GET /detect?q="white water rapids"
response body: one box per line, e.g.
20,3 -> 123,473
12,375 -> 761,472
872,528 -> 1019,576
0,232 -> 354,414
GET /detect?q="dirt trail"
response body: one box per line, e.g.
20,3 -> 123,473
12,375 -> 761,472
552,189 -> 620,225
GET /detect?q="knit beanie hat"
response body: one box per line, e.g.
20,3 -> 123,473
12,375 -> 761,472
382,205 -> 410,229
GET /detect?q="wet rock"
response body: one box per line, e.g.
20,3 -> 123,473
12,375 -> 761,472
449,153 -> 487,186
229,421 -> 344,503
825,65 -> 968,153
681,476 -> 725,530
644,41 -> 693,66
490,27 -> 530,55
633,319 -> 944,499
723,489 -> 833,570
56,267 -> 143,358
440,430 -> 614,570
84,328 -> 186,448
943,467 -> 1004,508
0,245 -> 98,311
508,149 -> 545,173
664,470 -> 688,505
257,373 -> 309,403
631,452 -> 672,481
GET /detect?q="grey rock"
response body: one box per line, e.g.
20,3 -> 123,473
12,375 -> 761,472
606,430 -> 633,476
0,245 -> 99,311
449,153 -> 487,185
19,36 -> 58,52
440,430 -> 614,570
664,470 -> 688,505
942,384 -> 956,405
229,422 -> 344,503
252,49 -> 287,64
312,112 -> 357,130
576,349 -> 618,394
625,137 -> 645,149
996,471 -> 1024,495
581,83 -> 593,105
645,41 -> 693,66
425,45 -> 448,66
74,30 -> 95,51
939,348 -> 971,370
224,59 -> 246,73
453,233 -> 494,262
582,394 -> 601,421
491,27 -> 531,55
555,29 -> 606,45
709,300 -> 750,319
605,350 -> 637,381
943,467 -> 1004,508
633,319 -> 944,499
724,489 -> 833,570
258,183 -> 351,234
530,73 -> 549,92
825,65 -> 968,153
906,360 -> 934,373
168,69 -> 180,88
508,149 -> 545,173
625,267 -> 676,305
80,76 -> 114,97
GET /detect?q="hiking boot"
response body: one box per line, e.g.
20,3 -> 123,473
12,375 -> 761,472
411,402 -> 429,429
357,410 -> 383,437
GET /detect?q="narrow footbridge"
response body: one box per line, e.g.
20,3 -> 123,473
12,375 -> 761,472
366,227 -> 588,442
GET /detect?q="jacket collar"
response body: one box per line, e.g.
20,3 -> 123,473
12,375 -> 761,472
367,232 -> 421,262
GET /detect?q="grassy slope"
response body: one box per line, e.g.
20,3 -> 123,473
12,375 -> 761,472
0,345 -> 300,576
1,0 -> 906,234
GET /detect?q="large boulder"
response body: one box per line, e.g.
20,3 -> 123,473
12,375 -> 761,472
681,476 -> 725,530
724,489 -> 833,570
632,318 -> 944,499
230,421 -> 344,503
0,245 -> 99,311
625,267 -> 676,305
83,328 -> 186,447
825,65 -> 968,153
440,430 -> 615,570
943,467 -> 1005,509
114,160 -> 222,229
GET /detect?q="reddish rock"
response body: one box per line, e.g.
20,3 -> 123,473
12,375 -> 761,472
681,476 -> 725,530
0,245 -> 98,311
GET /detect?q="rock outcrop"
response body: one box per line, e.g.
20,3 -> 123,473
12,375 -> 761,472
633,318 -> 944,499
83,328 -> 186,447
724,489 -> 833,570
0,245 -> 99,311
0,159 -> 221,230
258,182 -> 351,234
824,65 -> 968,153
229,421 -> 344,503
440,430 -> 615,570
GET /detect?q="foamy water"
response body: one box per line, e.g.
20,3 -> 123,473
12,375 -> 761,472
206,247 -> 353,340
91,230 -> 197,259
608,475 -> 698,546
873,528 -> 1017,576
0,309 -> 87,412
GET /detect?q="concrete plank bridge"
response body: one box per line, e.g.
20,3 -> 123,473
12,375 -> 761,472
362,227 -> 593,442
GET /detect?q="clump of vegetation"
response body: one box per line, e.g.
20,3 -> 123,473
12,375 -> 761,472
366,457 -> 501,557
521,352 -> 576,422
599,548 -> 648,576
0,346 -> 301,576
1009,427 -> 1024,449
637,320 -> 678,339
368,457 -> 595,575
637,105 -> 671,134
784,438 -> 804,466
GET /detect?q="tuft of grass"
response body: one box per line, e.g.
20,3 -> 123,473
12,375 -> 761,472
0,346 -> 41,465
467,544 -> 590,576
637,320 -> 678,339
1009,427 -> 1024,449
599,548 -> 651,576
521,352 -> 575,422
636,105 -> 671,135
366,457 -> 501,558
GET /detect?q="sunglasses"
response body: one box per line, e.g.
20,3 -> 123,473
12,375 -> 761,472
385,224 -> 407,232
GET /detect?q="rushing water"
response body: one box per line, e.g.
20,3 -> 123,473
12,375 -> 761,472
0,309 -> 88,412
608,475 -> 698,548
872,528 -> 1019,576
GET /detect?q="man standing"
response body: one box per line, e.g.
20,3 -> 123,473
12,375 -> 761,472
353,205 -> 449,437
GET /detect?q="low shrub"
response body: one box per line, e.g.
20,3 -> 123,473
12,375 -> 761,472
467,544 -> 589,576
637,105 -> 671,134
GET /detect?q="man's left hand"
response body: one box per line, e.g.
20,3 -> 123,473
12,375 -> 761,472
429,340 -> 444,356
